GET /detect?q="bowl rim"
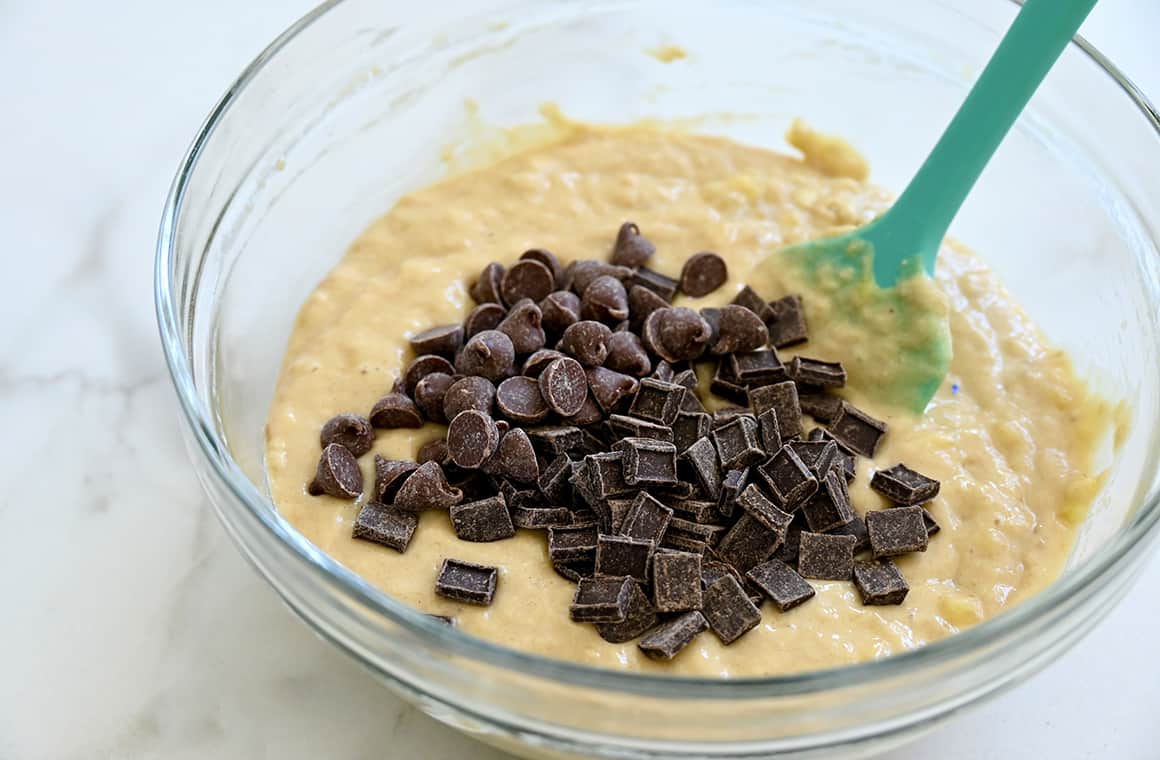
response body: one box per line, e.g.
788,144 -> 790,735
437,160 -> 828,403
155,0 -> 1160,699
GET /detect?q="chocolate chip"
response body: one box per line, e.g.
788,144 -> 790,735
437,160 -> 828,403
413,372 -> 454,424
494,376 -> 550,424
320,413 -> 375,457
757,409 -> 782,454
446,410 -> 500,469
652,550 -> 703,613
402,354 -> 455,396
409,324 -> 464,358
595,581 -> 659,643
731,284 -> 775,322
701,575 -> 761,644
557,320 -> 612,367
485,428 -> 540,483
566,260 -> 634,295
570,575 -> 634,622
308,443 -> 363,498
638,610 -> 708,660
788,439 -> 839,479
767,294 -> 808,348
608,413 -> 674,442
522,348 -> 567,378
550,523 -> 600,564
369,392 -> 423,429
526,426 -> 583,456
496,298 -> 546,355
670,498 -> 718,524
717,467 -> 749,518
746,559 -> 815,612
500,259 -> 555,306
416,438 -> 449,465
679,251 -> 728,297
455,330 -> 516,382
627,286 -> 669,335
373,456 -> 419,502
712,415 -> 766,470
561,391 -> 605,427
469,262 -> 505,304
585,451 -> 634,498
519,248 -> 564,284
613,437 -> 678,486
797,531 -> 857,580
799,391 -> 843,423
789,356 -> 846,389
534,296 -> 580,348
680,436 -> 723,501
828,401 -> 888,458
511,505 -> 574,529
539,356 -> 588,416
620,491 -> 673,543
866,507 -> 929,557
628,377 -> 685,425
802,468 -> 855,532
464,302 -> 508,337
605,331 -> 652,377
852,559 -> 909,605
352,501 -> 418,552
706,305 -> 769,355
871,464 -> 941,505
611,221 -> 656,268
442,376 -> 496,419
580,275 -> 630,325
642,307 -> 712,363
586,366 -> 638,412
450,495 -> 515,542
715,513 -> 781,573
757,446 -> 817,509
672,411 -> 711,453
596,534 -> 655,582
748,381 -> 803,439
828,514 -> 870,553
737,483 -> 793,536
630,266 -> 680,302
435,558 -> 498,606
393,460 -> 462,511
709,359 -> 750,405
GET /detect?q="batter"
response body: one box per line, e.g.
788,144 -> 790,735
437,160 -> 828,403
264,120 -> 1114,676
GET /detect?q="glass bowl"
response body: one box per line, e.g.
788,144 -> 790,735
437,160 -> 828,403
155,1 -> 1160,757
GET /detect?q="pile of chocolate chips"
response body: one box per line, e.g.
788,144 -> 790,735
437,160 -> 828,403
307,222 -> 941,661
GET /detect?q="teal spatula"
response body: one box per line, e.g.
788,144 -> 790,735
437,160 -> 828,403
768,0 -> 1097,413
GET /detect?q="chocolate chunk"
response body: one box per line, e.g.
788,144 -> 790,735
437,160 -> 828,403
670,368 -> 698,391
772,514 -> 806,565
797,531 -> 857,580
393,460 -> 463,511
446,410 -> 500,469
308,443 -> 363,499
628,378 -> 685,425
535,452 -> 574,504
455,330 -> 516,382
608,413 -> 674,442
561,392 -> 605,427
789,356 -> 846,388
709,360 -> 750,405
667,517 -> 726,546
416,438 -> 449,465
871,464 -> 941,506
611,437 -> 678,486
642,307 -> 712,363
757,446 -> 818,509
680,436 -> 723,501
527,426 -> 583,456
663,533 -> 709,555
373,456 -> 419,502
651,360 -> 676,382
801,468 -> 855,532
670,498 -> 718,524
580,275 -> 630,325
679,251 -> 728,297
757,409 -> 782,454
712,415 -> 766,470
737,483 -> 794,536
620,491 -> 673,543
352,501 -> 418,551
611,221 -> 656,268
501,259 -> 555,306
402,354 -> 455,396
918,506 -> 940,536
585,451 -> 634,498
496,298 -> 546,355
852,559 -> 910,605
494,376 -> 550,424
788,439 -> 839,479
866,507 -> 929,557
603,498 -> 636,534
731,284 -> 775,322
320,413 -> 375,457
717,468 -> 749,518
716,513 -> 781,573
700,559 -> 742,589
464,302 -> 507,337
549,523 -> 599,564
539,356 -> 588,416
595,581 -> 659,643
807,428 -> 856,480
638,610 -> 708,660
485,428 -> 540,483
505,485 -> 544,510
729,350 -> 787,387
519,247 -> 564,284
828,401 -> 888,458
746,559 -> 815,612
435,558 -> 498,606
553,558 -> 595,582
652,550 -> 703,612
469,262 -> 505,304
538,291 -> 582,337
680,388 -> 709,414
596,534 -> 655,581
748,381 -> 803,439
605,330 -> 652,377
706,305 -> 769,355
570,575 -> 633,622
627,284 -> 670,333
586,367 -> 638,412
409,324 -> 464,358
557,320 -> 612,367
828,514 -> 870,553
450,495 -> 515,542
701,575 -> 761,644
369,392 -> 424,429
672,411 -> 711,454
799,391 -> 843,423
511,505 -> 574,529
566,260 -> 634,294
767,294 -> 808,348
442,376 -> 496,420
630,266 -> 680,302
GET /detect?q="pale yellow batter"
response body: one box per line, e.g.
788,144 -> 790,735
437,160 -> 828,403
264,121 -> 1114,676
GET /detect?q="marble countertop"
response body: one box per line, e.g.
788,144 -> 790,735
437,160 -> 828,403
1,2 -> 1157,758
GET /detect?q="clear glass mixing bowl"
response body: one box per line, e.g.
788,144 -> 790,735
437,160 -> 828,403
155,1 -> 1160,757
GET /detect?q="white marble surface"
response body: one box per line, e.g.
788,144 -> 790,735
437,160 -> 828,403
1,2 -> 1158,758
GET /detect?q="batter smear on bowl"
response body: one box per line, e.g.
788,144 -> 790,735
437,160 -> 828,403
264,120 -> 1116,676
